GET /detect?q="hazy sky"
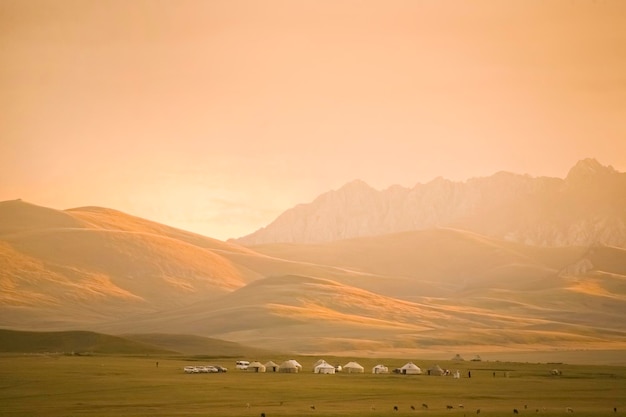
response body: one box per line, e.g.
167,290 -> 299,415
2,0 -> 625,240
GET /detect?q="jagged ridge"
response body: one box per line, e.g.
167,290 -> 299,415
235,159 -> 626,247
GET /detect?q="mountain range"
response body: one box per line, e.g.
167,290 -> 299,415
1,158 -> 626,360
234,158 -> 626,247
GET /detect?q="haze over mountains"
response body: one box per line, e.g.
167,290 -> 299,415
1,159 -> 626,359
235,158 -> 626,247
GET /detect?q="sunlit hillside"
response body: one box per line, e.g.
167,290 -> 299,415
0,200 -> 253,328
2,199 -> 626,358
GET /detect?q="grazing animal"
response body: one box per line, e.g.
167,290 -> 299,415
459,404 -> 465,409
614,408 -> 617,413
476,409 -> 481,414
411,405 -> 416,410
525,405 -> 528,409
370,405 -> 376,411
447,405 -> 454,409
260,414 -> 265,417
514,409 -> 519,414
422,403 -> 429,409
310,405 -> 316,410
566,407 -> 574,413
394,406 -> 399,411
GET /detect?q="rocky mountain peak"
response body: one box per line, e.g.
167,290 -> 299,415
566,158 -> 616,183
234,159 -> 626,247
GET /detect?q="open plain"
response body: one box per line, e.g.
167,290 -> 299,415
1,353 -> 624,417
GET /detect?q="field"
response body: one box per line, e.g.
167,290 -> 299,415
1,354 -> 625,417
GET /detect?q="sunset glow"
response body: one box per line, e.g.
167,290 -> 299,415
2,0 -> 625,240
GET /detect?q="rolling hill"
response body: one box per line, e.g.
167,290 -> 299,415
0,329 -> 172,354
0,328 -> 271,357
2,196 -> 626,358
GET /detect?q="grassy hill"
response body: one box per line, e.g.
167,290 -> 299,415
2,200 -> 626,357
122,333 -> 277,357
0,329 -> 173,354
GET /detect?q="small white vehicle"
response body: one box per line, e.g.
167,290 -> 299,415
184,366 -> 199,373
235,360 -> 250,370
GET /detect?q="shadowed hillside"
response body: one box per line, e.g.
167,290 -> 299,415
122,333 -> 277,357
0,329 -> 172,354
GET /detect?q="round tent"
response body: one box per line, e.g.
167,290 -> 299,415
428,364 -> 445,376
264,361 -> 279,372
399,362 -> 422,375
279,360 -> 301,373
247,361 -> 266,373
452,354 -> 465,361
314,362 -> 336,374
312,359 -> 328,371
372,364 -> 389,374
343,361 -> 364,373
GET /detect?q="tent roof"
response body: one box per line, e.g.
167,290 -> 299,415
279,360 -> 302,369
401,362 -> 421,369
344,361 -> 364,369
264,360 -> 279,367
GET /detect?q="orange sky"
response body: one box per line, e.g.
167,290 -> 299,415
2,0 -> 625,240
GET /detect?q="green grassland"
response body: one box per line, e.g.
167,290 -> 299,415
1,354 -> 624,417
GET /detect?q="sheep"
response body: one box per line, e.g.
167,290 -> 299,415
566,407 -> 574,413
394,405 -> 399,411
476,409 -> 481,414
411,405 -> 416,410
447,405 -> 454,409
310,405 -> 316,410
260,413 -> 265,417
422,403 -> 429,409
514,409 -> 519,414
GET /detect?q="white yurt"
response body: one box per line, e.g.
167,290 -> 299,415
312,359 -> 328,371
314,362 -> 336,374
427,364 -> 445,376
452,354 -> 465,362
372,364 -> 389,374
399,362 -> 422,375
247,361 -> 266,373
279,359 -> 302,373
264,360 -> 279,372
343,361 -> 365,373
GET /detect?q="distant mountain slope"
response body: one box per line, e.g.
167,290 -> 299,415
234,159 -> 626,246
0,329 -> 172,354
2,198 -> 626,357
249,228 -> 583,295
94,271 -> 626,356
0,200 -> 259,329
122,333 -> 276,357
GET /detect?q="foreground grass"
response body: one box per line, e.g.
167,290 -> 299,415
0,354 -> 624,416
